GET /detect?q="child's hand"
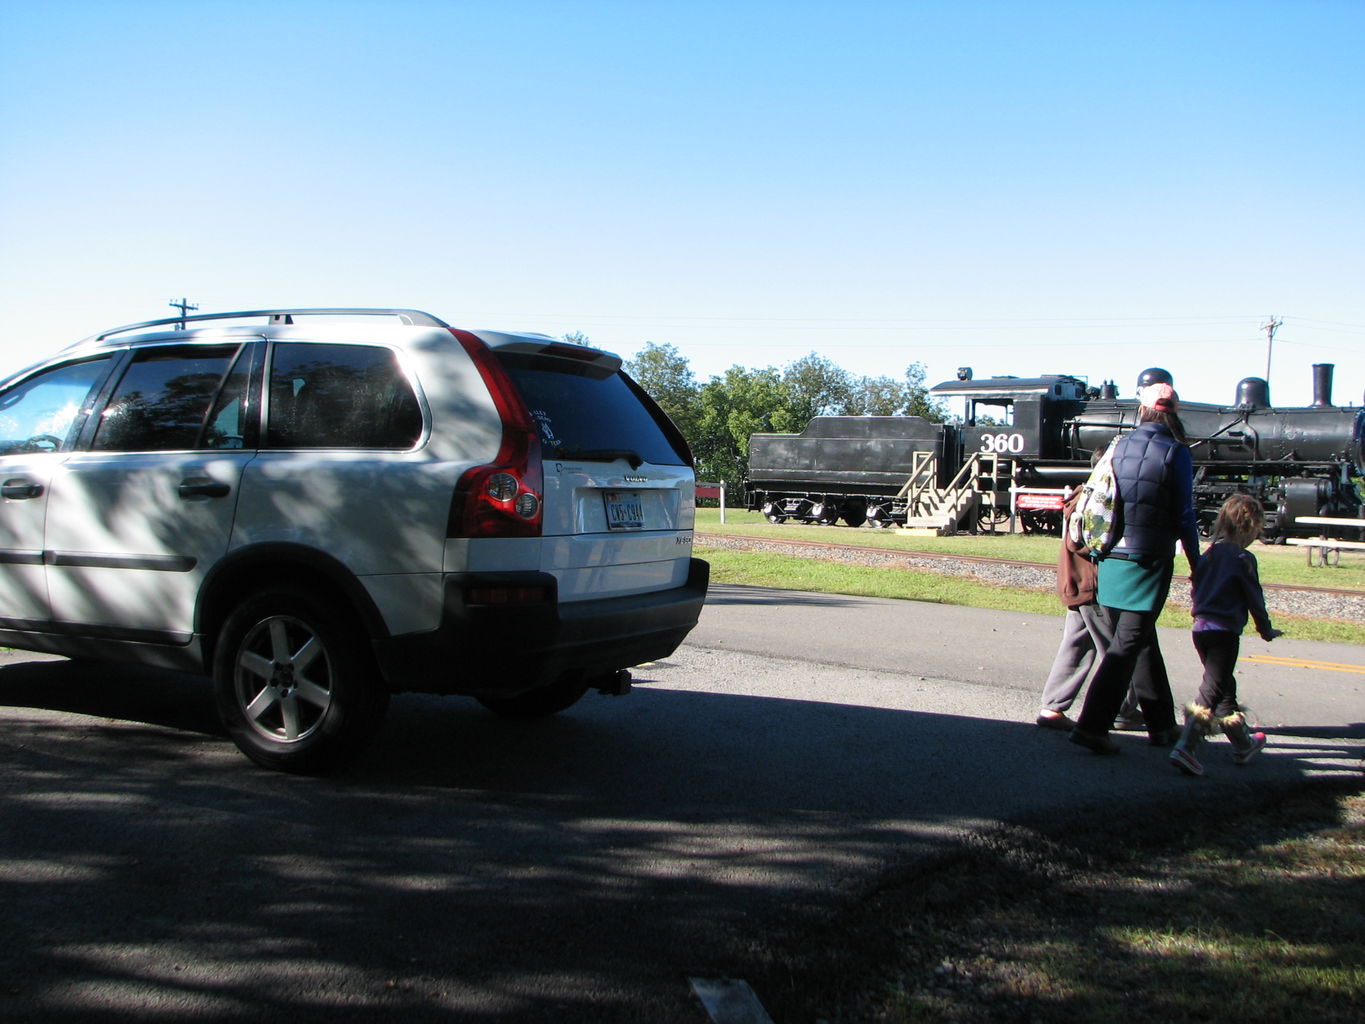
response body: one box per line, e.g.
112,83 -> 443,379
1262,628 -> 1284,642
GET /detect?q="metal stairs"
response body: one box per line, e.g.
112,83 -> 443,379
894,451 -> 1006,535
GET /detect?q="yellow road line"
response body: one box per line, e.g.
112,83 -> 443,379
1243,654 -> 1365,674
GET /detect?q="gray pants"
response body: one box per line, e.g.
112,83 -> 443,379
1040,603 -> 1138,716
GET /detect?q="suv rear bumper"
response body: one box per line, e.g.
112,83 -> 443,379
374,558 -> 710,696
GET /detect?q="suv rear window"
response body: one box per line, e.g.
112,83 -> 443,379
497,353 -> 690,467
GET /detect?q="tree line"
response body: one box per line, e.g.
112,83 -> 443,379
614,340 -> 947,492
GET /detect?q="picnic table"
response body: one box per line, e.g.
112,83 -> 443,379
1285,515 -> 1365,566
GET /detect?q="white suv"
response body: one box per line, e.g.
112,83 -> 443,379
0,308 -> 708,771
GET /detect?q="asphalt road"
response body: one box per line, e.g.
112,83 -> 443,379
1,584 -> 1361,1022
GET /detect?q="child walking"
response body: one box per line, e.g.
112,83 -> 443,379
1170,493 -> 1283,776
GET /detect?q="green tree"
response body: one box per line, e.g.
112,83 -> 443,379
693,365 -> 796,487
843,375 -> 908,415
782,352 -> 853,425
905,361 -> 947,421
624,342 -> 700,439
560,330 -> 591,346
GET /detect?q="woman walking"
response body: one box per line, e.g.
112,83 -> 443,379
1069,371 -> 1202,755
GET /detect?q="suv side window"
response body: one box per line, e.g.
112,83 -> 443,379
0,357 -> 114,455
91,346 -> 242,452
265,343 -> 422,449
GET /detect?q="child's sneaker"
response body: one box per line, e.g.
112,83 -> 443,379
1232,731 -> 1267,765
1169,747 -> 1204,777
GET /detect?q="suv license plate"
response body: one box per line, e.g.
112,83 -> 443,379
604,491 -> 645,531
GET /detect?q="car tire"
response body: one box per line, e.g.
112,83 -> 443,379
476,678 -> 589,719
213,585 -> 389,773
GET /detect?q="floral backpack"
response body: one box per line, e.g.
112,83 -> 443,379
1067,436 -> 1122,557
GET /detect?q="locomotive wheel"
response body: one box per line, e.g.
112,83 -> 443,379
842,510 -> 867,528
978,505 -> 1009,527
761,501 -> 789,525
810,503 -> 839,526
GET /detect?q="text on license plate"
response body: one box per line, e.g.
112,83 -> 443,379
604,491 -> 645,530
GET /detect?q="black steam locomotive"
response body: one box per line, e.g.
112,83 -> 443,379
744,364 -> 1365,538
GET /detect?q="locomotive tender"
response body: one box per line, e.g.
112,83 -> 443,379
744,364 -> 1365,538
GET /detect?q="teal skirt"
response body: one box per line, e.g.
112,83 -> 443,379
1097,556 -> 1172,614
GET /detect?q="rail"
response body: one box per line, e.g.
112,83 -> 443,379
90,307 -> 450,341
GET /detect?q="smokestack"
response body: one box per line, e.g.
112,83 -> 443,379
1100,380 -> 1117,399
1312,363 -> 1334,407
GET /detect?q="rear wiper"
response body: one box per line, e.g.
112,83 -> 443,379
554,447 -> 644,469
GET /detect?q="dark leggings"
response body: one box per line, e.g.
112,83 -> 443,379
1075,607 -> 1177,735
1193,629 -> 1241,717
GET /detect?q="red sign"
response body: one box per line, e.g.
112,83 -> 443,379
1016,493 -> 1064,511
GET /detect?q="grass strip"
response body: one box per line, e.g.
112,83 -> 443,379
698,546 -> 1365,645
696,509 -> 1365,592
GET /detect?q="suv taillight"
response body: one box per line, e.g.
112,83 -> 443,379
447,329 -> 544,539
450,458 -> 544,538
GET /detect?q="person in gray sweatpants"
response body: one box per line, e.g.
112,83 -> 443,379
1037,467 -> 1140,730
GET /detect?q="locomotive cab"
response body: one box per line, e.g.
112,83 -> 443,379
929,375 -> 1091,469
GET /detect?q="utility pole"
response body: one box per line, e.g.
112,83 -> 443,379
169,297 -> 198,330
1262,315 -> 1282,383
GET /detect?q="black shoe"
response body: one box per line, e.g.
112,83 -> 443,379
1147,726 -> 1181,747
1113,714 -> 1146,732
1036,712 -> 1073,731
1069,728 -> 1120,755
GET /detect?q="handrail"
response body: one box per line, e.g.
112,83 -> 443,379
898,451 -> 938,510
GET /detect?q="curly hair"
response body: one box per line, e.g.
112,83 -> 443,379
1210,493 -> 1264,548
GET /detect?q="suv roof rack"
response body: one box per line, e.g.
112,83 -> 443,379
91,308 -> 451,342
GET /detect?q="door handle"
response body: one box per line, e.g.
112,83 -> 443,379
178,479 -> 231,499
2,478 -> 43,500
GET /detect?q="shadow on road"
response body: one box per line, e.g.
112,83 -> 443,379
1,653 -> 1361,1022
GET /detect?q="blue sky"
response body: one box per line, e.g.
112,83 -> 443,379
2,0 -> 1362,408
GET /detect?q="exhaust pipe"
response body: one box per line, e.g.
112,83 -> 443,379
1312,363 -> 1334,407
